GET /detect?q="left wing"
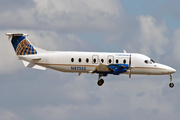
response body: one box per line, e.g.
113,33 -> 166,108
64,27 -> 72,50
92,63 -> 114,73
92,63 -> 129,75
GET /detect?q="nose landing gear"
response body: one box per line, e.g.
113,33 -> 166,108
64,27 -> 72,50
97,75 -> 104,86
169,74 -> 174,88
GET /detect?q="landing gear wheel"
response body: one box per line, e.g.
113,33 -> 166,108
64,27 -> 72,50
169,83 -> 174,88
169,74 -> 174,88
97,79 -> 104,86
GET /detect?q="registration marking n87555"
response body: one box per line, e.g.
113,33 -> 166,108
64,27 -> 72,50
71,66 -> 86,71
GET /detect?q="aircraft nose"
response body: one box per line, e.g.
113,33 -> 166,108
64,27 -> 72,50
169,67 -> 176,73
163,65 -> 176,74
156,63 -> 176,74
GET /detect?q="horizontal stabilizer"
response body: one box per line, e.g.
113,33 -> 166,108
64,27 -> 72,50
18,55 -> 41,61
22,60 -> 46,70
6,33 -> 28,36
31,56 -> 41,60
6,33 -> 28,41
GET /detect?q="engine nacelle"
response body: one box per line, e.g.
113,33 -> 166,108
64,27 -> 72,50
108,64 -> 129,75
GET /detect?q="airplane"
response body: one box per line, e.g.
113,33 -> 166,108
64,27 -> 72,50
6,33 -> 176,88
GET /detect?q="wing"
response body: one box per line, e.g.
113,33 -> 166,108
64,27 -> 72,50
92,62 -> 130,76
92,63 -> 114,73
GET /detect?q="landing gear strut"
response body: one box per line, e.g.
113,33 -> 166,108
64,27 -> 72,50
97,75 -> 104,86
169,74 -> 174,88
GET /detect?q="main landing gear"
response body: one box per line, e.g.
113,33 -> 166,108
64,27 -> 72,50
97,75 -> 104,86
169,74 -> 174,88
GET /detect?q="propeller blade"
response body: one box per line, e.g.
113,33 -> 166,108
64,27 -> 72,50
129,54 -> 131,79
129,70 -> 131,80
129,54 -> 131,66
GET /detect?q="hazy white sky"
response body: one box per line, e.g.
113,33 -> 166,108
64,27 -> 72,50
0,0 -> 180,120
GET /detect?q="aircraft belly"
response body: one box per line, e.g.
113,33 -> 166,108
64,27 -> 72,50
131,67 -> 169,75
131,68 -> 146,75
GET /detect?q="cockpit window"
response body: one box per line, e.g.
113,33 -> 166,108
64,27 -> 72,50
145,59 -> 156,64
145,60 -> 148,64
150,59 -> 155,63
144,60 -> 152,64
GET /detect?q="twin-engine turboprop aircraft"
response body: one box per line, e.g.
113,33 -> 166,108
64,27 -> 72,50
6,33 -> 176,88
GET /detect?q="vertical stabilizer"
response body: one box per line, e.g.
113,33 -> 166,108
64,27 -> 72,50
6,33 -> 37,55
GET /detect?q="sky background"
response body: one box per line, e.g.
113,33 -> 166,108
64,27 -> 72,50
0,0 -> 180,120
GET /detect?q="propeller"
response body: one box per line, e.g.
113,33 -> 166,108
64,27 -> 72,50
129,54 -> 132,79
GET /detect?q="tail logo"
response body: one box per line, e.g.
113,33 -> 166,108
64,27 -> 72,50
16,39 -> 37,55
11,36 -> 37,55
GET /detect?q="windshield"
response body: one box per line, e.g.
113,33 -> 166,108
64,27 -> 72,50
144,59 -> 156,64
150,59 -> 156,63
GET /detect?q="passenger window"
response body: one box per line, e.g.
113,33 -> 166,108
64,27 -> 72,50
101,59 -> 104,63
123,59 -> 126,64
86,58 -> 89,63
79,58 -> 81,63
116,59 -> 119,63
93,59 -> 96,63
109,59 -> 112,64
71,58 -> 74,62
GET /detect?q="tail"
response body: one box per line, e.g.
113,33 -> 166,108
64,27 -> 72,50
6,33 -> 46,70
6,33 -> 37,55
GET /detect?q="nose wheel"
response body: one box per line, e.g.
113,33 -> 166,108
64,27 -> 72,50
169,74 -> 174,88
169,83 -> 174,88
97,75 -> 104,86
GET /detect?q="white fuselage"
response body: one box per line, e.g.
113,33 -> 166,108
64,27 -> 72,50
6,33 -> 176,87
19,51 -> 176,75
